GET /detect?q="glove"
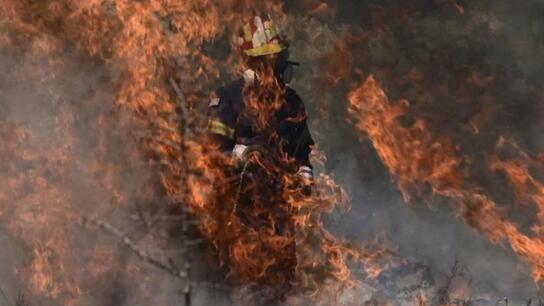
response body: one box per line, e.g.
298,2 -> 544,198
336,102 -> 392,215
232,141 -> 268,162
296,166 -> 314,186
232,144 -> 249,162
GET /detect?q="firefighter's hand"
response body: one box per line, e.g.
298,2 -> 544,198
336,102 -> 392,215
296,166 -> 313,197
232,144 -> 266,163
232,144 -> 249,162
296,166 -> 314,186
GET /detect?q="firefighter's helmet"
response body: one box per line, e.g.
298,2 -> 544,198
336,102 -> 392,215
238,16 -> 287,57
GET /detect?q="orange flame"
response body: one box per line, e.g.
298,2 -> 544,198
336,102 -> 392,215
349,75 -> 544,283
0,1 -> 394,303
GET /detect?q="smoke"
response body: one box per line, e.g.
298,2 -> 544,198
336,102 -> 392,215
2,0 -> 544,305
288,0 -> 544,303
0,29 -> 167,305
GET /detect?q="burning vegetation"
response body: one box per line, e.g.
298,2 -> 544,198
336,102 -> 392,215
1,0 -> 544,305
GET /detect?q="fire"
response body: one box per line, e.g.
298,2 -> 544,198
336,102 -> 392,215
5,0 -> 537,303
490,138 -> 544,215
348,75 -> 463,202
444,0 -> 465,15
0,0 -> 394,304
349,75 -> 544,283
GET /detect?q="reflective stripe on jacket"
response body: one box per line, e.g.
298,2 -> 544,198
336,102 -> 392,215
207,79 -> 314,167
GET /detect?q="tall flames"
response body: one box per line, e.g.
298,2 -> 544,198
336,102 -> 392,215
2,0 -> 543,304
348,75 -> 544,283
0,0 -> 387,304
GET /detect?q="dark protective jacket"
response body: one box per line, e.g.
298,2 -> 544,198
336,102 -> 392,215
208,78 -> 314,167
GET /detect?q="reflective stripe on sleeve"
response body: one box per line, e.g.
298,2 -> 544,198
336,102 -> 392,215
208,119 -> 235,139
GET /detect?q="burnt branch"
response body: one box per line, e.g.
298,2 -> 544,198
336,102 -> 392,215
168,77 -> 193,306
79,215 -> 188,279
436,258 -> 473,305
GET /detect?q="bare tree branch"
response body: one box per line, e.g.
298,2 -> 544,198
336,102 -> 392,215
80,215 -> 187,279
169,77 -> 194,306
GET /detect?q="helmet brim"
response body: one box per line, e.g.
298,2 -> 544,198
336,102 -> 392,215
243,42 -> 287,57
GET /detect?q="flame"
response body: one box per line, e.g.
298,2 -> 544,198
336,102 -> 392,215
349,75 -> 544,283
348,75 -> 464,202
0,1 -> 396,303
443,0 -> 465,15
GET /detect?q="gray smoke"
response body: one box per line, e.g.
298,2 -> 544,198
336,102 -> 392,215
288,0 -> 544,303
2,1 -> 544,305
0,39 -> 165,305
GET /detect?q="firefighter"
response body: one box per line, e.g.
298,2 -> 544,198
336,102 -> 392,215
207,15 -> 314,182
206,15 -> 314,297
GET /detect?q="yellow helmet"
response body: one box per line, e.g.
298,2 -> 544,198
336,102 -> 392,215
238,16 -> 287,57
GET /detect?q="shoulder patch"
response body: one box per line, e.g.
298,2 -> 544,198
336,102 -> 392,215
209,97 -> 220,107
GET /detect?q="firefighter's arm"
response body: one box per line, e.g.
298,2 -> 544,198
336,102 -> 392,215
207,89 -> 236,153
207,87 -> 254,162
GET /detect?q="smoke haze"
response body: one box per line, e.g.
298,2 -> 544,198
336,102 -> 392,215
1,0 -> 544,305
